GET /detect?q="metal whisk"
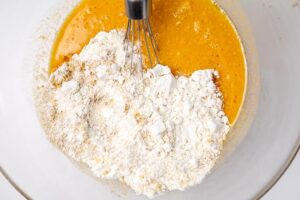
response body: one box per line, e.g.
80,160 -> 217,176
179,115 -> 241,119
124,0 -> 159,68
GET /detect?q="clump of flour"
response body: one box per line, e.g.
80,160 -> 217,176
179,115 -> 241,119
34,29 -> 230,197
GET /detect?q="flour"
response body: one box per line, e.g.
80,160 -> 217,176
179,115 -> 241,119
35,29 -> 230,197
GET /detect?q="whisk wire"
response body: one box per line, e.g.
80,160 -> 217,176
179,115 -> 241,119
146,19 -> 159,64
131,21 -> 135,68
124,20 -> 131,42
137,21 -> 143,68
142,20 -> 153,66
124,20 -> 131,62
146,19 -> 159,51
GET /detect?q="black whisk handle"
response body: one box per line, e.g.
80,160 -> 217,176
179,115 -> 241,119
125,0 -> 152,20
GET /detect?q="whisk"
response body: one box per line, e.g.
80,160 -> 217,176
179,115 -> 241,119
124,0 -> 159,68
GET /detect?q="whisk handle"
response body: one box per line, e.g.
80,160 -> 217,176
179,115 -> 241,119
125,0 -> 152,20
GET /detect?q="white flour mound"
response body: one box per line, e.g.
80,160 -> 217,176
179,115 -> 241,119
35,29 -> 230,197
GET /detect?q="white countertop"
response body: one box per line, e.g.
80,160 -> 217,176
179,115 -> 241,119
1,153 -> 299,200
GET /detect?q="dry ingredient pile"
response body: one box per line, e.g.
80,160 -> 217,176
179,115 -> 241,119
35,29 -> 230,197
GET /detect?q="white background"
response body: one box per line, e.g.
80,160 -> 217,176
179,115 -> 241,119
1,153 -> 299,200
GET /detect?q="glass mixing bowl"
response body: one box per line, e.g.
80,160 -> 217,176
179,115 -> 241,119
0,0 -> 299,199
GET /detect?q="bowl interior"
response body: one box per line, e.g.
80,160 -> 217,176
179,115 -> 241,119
0,0 -> 299,199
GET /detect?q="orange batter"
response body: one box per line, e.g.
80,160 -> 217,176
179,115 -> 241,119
50,0 -> 246,123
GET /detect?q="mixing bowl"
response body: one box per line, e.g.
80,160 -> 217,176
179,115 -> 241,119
0,0 -> 299,199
